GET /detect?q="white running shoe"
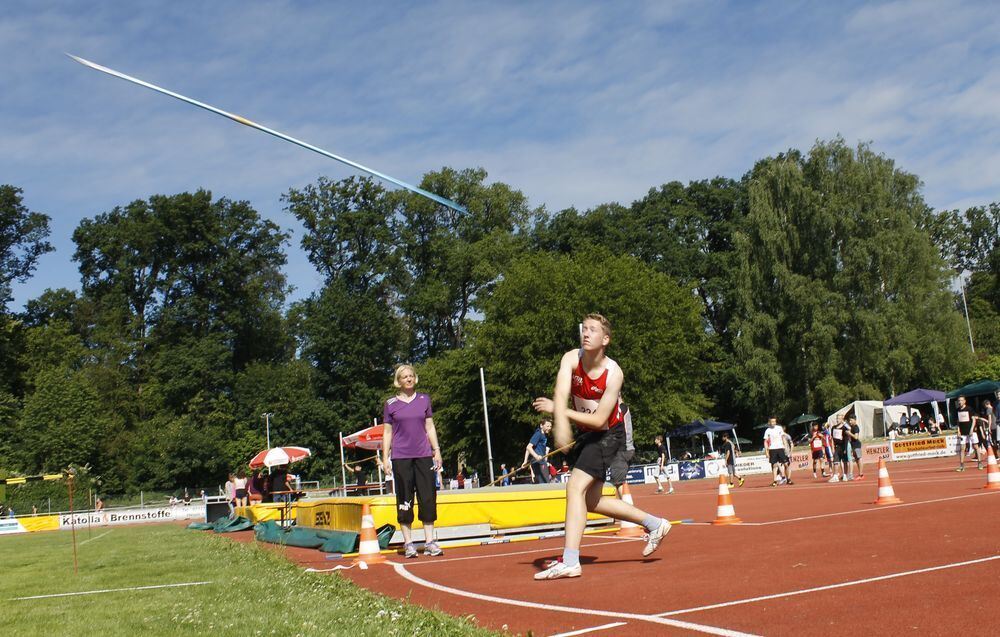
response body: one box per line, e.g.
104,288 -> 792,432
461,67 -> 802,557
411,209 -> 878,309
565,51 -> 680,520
655,487 -> 664,494
668,487 -> 675,494
642,519 -> 671,557
534,560 -> 582,580
828,475 -> 840,483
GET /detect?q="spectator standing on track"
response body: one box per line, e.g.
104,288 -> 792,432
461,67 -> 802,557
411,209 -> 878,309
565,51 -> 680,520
829,417 -> 848,482
499,463 -> 511,486
233,469 -> 249,508
780,424 -> 795,485
847,416 -> 864,479
955,396 -> 976,472
971,406 -> 989,469
721,431 -> 743,487
609,403 -> 636,496
810,424 -> 827,478
763,417 -> 788,487
381,363 -> 444,558
654,434 -> 674,494
523,420 -> 552,484
984,402 -> 997,455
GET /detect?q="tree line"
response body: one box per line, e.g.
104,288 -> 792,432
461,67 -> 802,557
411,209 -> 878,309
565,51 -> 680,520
1,138 -> 998,494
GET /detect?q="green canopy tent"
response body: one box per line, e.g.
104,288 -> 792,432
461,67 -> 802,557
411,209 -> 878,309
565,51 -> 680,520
946,380 -> 1000,399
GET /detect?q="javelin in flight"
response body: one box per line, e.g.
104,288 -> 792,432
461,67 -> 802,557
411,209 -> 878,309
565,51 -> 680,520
67,54 -> 465,213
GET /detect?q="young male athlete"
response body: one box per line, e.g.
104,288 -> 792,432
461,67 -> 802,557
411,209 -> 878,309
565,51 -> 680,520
532,314 -> 669,580
720,431 -> 743,487
653,434 -> 675,494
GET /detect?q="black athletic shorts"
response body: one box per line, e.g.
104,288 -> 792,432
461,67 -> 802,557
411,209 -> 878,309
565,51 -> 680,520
570,426 -> 625,481
609,448 -> 634,487
768,449 -> 789,466
834,443 -> 848,461
391,457 -> 437,525
811,449 -> 824,460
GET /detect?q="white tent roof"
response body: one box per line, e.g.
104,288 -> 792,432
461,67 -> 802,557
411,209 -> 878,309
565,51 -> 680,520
826,400 -> 911,439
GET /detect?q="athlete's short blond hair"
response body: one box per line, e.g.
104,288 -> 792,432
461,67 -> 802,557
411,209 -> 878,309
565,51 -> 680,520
583,313 -> 612,338
393,364 -> 418,388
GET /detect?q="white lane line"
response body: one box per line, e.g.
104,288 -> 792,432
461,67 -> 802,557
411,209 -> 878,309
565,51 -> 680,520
392,562 -> 759,637
403,538 -> 638,566
549,621 -> 627,636
78,529 -> 113,546
754,490 -> 1000,526
11,581 -> 212,601
656,554 -> 1000,617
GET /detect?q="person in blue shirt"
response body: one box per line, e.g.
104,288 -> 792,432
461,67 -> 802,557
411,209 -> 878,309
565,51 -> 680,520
522,420 -> 552,483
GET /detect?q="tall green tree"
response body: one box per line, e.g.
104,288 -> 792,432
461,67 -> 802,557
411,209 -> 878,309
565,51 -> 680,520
0,185 -> 53,313
723,140 -> 970,423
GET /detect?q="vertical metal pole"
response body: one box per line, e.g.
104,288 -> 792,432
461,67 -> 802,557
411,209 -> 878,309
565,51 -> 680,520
339,432 -> 347,497
960,280 -> 975,353
140,491 -> 144,508
67,476 -> 78,575
480,368 -> 496,483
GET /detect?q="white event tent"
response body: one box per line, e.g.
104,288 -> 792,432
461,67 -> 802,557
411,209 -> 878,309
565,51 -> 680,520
825,400 -> 911,439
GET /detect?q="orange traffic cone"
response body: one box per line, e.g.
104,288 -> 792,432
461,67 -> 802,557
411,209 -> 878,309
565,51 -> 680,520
712,475 -> 742,525
352,502 -> 385,565
984,447 -> 1000,490
616,482 -> 645,537
873,458 -> 902,505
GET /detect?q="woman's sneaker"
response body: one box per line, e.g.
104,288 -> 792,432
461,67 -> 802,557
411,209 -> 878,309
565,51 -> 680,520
534,560 -> 582,580
424,542 -> 444,557
404,543 -> 418,559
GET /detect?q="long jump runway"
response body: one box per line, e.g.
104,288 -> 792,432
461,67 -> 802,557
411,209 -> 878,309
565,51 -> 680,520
288,457 -> 1000,635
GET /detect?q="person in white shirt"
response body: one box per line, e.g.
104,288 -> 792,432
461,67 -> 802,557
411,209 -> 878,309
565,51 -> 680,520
763,417 -> 788,487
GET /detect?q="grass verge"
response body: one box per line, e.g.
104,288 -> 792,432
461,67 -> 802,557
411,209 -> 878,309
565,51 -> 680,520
0,524 -> 500,636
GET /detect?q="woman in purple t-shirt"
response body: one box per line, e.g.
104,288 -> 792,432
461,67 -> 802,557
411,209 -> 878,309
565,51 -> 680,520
381,364 -> 444,558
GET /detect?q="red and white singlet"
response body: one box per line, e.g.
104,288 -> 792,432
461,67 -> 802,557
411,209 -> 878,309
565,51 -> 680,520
571,350 -> 623,430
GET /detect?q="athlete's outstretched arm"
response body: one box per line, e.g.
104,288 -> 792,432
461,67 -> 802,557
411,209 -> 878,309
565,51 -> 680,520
550,352 -> 576,449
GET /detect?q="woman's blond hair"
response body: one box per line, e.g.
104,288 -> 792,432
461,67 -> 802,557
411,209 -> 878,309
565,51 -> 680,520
393,364 -> 418,388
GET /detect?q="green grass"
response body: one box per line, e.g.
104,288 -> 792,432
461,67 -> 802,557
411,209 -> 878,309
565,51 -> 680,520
0,524 -> 500,636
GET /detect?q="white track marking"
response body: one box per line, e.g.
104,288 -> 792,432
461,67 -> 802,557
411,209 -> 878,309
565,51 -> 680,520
549,621 -> 627,636
656,554 -> 1000,617
751,490 -> 1000,526
402,538 -> 638,566
11,581 -> 212,601
393,563 -> 759,636
78,529 -> 112,545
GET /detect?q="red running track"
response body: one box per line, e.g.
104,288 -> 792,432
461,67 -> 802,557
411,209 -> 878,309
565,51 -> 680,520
240,457 -> 1000,636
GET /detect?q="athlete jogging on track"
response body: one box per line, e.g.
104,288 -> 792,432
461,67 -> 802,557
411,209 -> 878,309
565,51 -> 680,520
531,314 -> 669,580
654,434 -> 674,494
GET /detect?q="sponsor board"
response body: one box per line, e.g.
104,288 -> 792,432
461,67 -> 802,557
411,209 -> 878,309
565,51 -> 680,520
0,518 -> 26,535
641,463 -> 680,483
57,505 -> 203,530
890,435 -> 957,461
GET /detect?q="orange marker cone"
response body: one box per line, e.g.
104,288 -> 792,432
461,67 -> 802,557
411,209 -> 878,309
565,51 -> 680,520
352,502 -> 385,565
712,475 -> 742,525
984,446 -> 1000,490
873,458 -> 902,505
616,482 -> 645,537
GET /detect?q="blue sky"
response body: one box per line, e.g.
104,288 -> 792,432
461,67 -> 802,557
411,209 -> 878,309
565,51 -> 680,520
3,0 -> 998,310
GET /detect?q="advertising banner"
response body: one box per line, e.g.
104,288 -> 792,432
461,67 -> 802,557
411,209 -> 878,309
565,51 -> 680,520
890,435 -> 957,461
0,518 -> 26,534
57,505 -> 203,530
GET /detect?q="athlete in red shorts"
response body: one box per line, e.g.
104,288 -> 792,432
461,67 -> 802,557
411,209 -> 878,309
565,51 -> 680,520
531,314 -> 669,580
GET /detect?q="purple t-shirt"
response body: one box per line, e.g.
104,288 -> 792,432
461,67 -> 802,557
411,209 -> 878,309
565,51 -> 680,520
383,393 -> 434,459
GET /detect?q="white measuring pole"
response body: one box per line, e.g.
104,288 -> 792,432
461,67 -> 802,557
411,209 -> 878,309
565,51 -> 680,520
480,368 -> 496,483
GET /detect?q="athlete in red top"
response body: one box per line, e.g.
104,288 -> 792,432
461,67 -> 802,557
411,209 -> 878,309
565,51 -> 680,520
531,314 -> 670,580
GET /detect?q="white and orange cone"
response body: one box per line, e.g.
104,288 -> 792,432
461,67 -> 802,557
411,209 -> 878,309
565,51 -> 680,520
983,446 -> 1000,491
352,502 -> 385,565
712,474 -> 742,525
873,458 -> 902,505
616,482 -> 645,537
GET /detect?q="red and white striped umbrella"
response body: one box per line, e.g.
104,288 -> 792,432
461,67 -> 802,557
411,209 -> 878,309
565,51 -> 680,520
342,424 -> 384,450
248,446 -> 311,469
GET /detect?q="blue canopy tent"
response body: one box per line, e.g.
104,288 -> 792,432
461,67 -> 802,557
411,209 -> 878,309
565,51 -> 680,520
884,388 -> 947,429
666,419 -> 737,458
